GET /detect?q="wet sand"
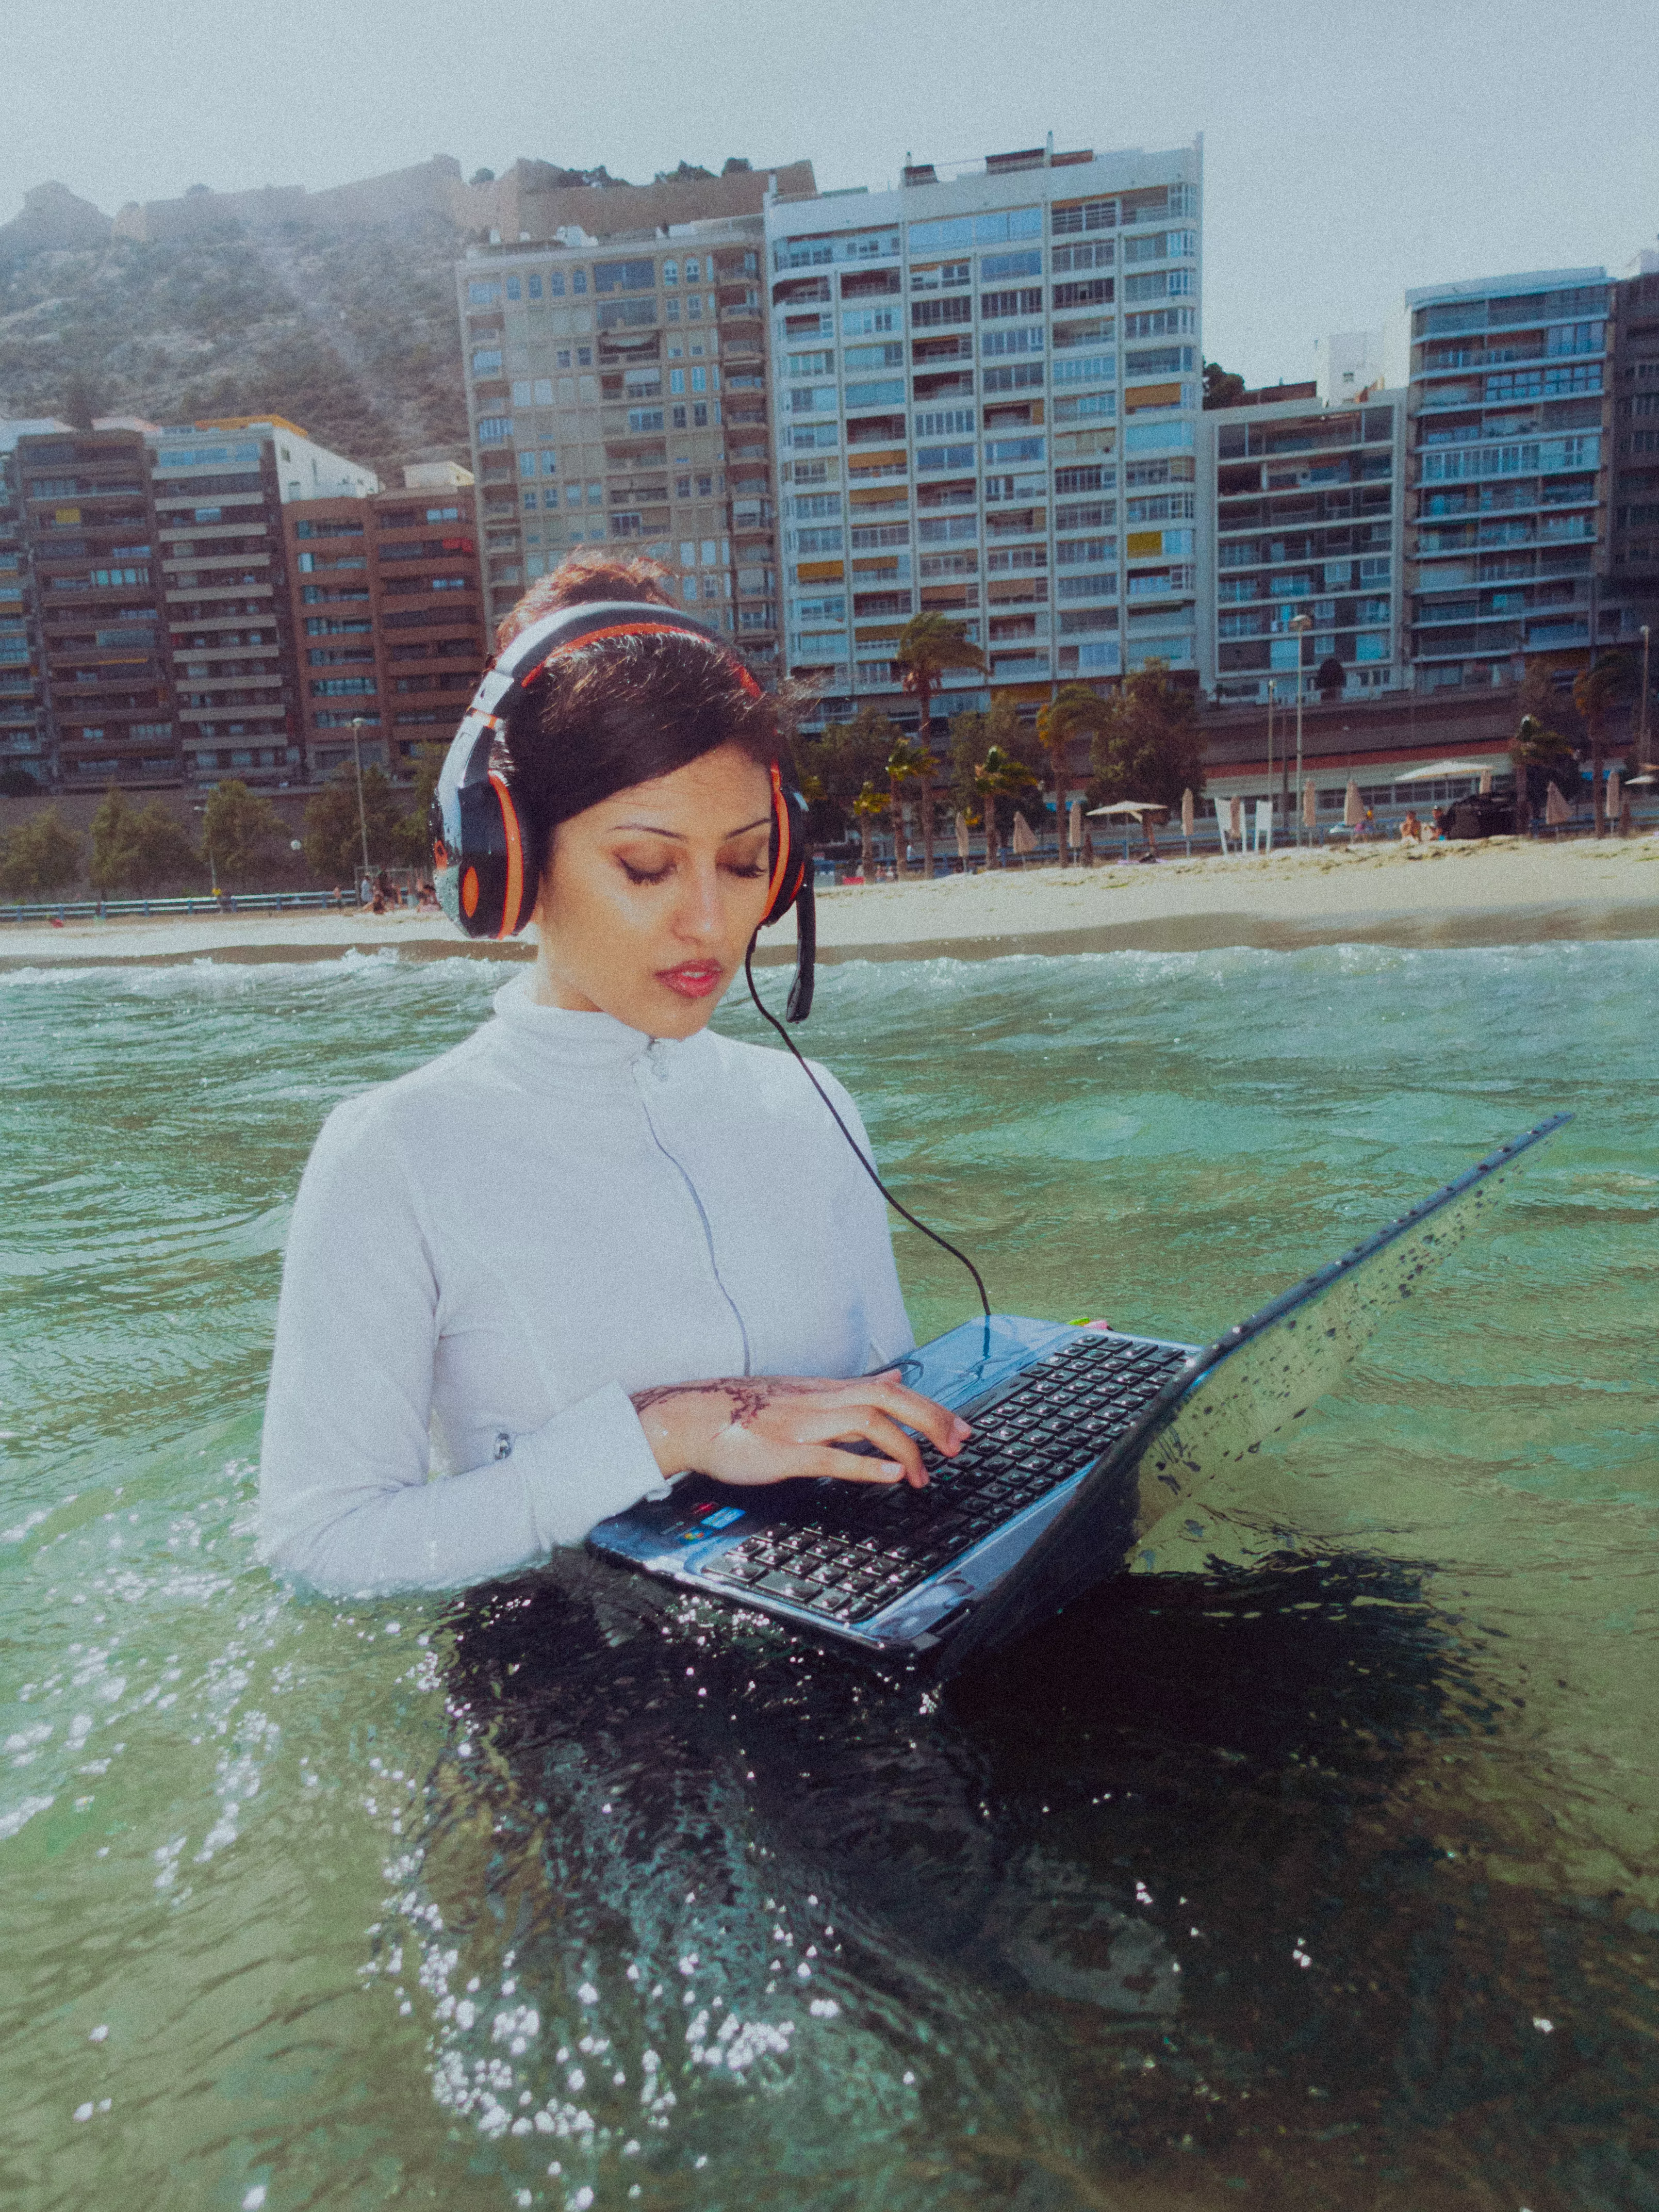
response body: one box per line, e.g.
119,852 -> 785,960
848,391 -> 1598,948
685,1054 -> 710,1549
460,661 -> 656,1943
4,834 -> 1657,969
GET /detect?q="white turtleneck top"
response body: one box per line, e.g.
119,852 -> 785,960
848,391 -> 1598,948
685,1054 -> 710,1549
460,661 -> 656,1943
258,974 -> 914,1596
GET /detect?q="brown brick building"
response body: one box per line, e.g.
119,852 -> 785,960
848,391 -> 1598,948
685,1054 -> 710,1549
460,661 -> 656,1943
283,470 -> 487,780
13,428 -> 173,789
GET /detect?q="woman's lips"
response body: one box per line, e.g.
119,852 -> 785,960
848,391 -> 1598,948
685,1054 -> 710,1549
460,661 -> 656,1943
656,962 -> 724,1000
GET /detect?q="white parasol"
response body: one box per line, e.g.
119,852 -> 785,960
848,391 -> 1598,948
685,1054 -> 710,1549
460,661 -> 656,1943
1545,780 -> 1572,827
1011,810 -> 1038,857
1343,778 -> 1362,828
1228,794 -> 1243,841
1394,758 -> 1502,782
1607,769 -> 1622,824
1068,797 -> 1085,853
955,810 -> 971,863
1088,799 -> 1161,863
1302,778 -> 1317,830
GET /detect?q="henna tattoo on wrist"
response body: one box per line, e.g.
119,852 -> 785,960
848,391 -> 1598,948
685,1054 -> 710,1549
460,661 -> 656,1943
629,1376 -> 820,1428
630,1380 -> 735,1416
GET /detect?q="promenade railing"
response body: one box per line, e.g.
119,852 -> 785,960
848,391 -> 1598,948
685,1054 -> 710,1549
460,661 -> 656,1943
0,891 -> 343,924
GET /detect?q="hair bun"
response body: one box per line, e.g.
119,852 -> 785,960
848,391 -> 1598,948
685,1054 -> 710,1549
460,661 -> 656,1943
496,551 -> 677,653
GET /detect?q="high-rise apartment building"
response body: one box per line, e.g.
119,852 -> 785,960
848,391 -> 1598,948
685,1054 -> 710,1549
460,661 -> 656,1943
0,419 -> 67,787
1199,381 -> 1406,703
1387,268 -> 1614,692
12,427 -> 173,788
764,139 -> 1203,728
1607,250 -> 1659,648
150,418 -> 377,787
8,416 -> 377,790
282,467 -> 487,779
455,215 -> 779,666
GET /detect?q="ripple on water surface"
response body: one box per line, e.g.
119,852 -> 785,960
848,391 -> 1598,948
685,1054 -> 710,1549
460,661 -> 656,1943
1,942 -> 1655,2209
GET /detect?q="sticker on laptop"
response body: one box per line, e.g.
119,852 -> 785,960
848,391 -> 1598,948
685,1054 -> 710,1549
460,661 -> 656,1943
679,1504 -> 747,1540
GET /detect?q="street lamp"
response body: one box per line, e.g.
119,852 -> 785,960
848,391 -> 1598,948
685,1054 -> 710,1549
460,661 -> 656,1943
1641,624 -> 1653,768
349,716 -> 372,883
1289,613 -> 1314,845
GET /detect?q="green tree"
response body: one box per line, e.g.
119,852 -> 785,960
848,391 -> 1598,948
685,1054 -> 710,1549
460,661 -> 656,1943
895,612 -> 984,871
201,779 -> 287,887
1087,660 -> 1207,816
947,694 -> 1039,820
972,745 -> 1039,870
886,732 -> 935,878
0,807 -> 82,898
398,743 -> 448,872
302,764 -> 405,884
850,781 -> 889,881
1510,713 -> 1582,831
0,767 -> 41,797
1203,361 -> 1246,409
1036,685 -> 1111,861
1315,654 -> 1346,701
1572,655 -> 1633,837
796,706 -> 899,845
89,785 -> 200,893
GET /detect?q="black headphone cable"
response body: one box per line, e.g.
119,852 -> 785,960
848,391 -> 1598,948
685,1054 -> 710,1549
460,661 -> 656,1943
744,944 -> 992,1321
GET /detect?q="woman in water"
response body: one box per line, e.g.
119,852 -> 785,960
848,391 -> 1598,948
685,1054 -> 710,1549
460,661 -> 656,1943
258,553 -> 967,1595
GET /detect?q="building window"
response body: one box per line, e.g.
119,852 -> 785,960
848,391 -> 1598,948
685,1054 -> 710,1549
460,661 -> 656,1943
1052,199 -> 1116,236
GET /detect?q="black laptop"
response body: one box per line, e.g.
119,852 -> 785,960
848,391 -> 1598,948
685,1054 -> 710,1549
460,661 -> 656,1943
588,1115 -> 1569,1675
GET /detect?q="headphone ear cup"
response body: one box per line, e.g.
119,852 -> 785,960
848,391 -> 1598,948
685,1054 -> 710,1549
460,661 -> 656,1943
761,780 -> 808,928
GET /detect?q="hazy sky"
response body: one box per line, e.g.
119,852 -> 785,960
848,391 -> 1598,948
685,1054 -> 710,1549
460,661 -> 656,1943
6,0 -> 1657,386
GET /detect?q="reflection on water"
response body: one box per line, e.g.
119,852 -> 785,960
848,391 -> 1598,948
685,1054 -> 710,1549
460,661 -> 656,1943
1,943 -> 1655,2209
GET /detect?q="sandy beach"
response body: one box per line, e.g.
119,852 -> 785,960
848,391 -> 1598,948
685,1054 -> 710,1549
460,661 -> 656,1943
4,833 -> 1657,970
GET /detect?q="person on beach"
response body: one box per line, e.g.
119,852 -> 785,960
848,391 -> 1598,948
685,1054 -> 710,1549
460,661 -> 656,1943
1400,809 -> 1423,844
258,551 -> 967,1597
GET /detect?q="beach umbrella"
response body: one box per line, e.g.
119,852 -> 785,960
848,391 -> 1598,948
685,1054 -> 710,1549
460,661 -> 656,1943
1545,779 -> 1571,828
1011,810 -> 1038,860
1228,794 -> 1242,842
1087,799 -> 1154,863
1479,766 -> 1493,795
1344,778 -> 1362,830
955,810 -> 971,866
1180,786 -> 1194,855
1067,797 -> 1084,859
1213,794 -> 1231,855
1302,778 -> 1317,832
1395,758 -> 1499,782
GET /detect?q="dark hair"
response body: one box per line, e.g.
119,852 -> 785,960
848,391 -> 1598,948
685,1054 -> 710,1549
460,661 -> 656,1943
495,551 -> 778,866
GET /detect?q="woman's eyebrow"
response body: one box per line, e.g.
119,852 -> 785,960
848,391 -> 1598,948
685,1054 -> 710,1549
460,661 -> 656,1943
610,813 -> 772,841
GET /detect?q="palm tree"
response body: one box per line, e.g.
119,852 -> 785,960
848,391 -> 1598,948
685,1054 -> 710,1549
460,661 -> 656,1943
1572,656 -> 1632,837
886,733 -> 934,879
972,744 -> 1039,871
896,611 -> 985,870
1037,685 -> 1111,864
850,781 -> 888,883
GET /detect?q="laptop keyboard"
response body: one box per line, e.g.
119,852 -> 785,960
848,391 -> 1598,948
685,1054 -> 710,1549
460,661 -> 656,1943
701,1333 -> 1192,1626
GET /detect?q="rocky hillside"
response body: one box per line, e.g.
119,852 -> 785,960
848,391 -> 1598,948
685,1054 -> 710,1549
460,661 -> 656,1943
0,195 -> 470,480
0,155 -> 802,485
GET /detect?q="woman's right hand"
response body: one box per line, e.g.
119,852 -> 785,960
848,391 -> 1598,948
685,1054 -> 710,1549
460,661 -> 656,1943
629,1370 -> 970,1490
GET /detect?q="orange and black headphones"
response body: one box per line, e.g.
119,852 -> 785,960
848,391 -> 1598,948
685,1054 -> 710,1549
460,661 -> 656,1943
431,600 -> 815,1020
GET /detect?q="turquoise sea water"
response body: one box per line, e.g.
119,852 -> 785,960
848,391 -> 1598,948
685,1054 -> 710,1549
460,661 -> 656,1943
2,941 -> 1656,2211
